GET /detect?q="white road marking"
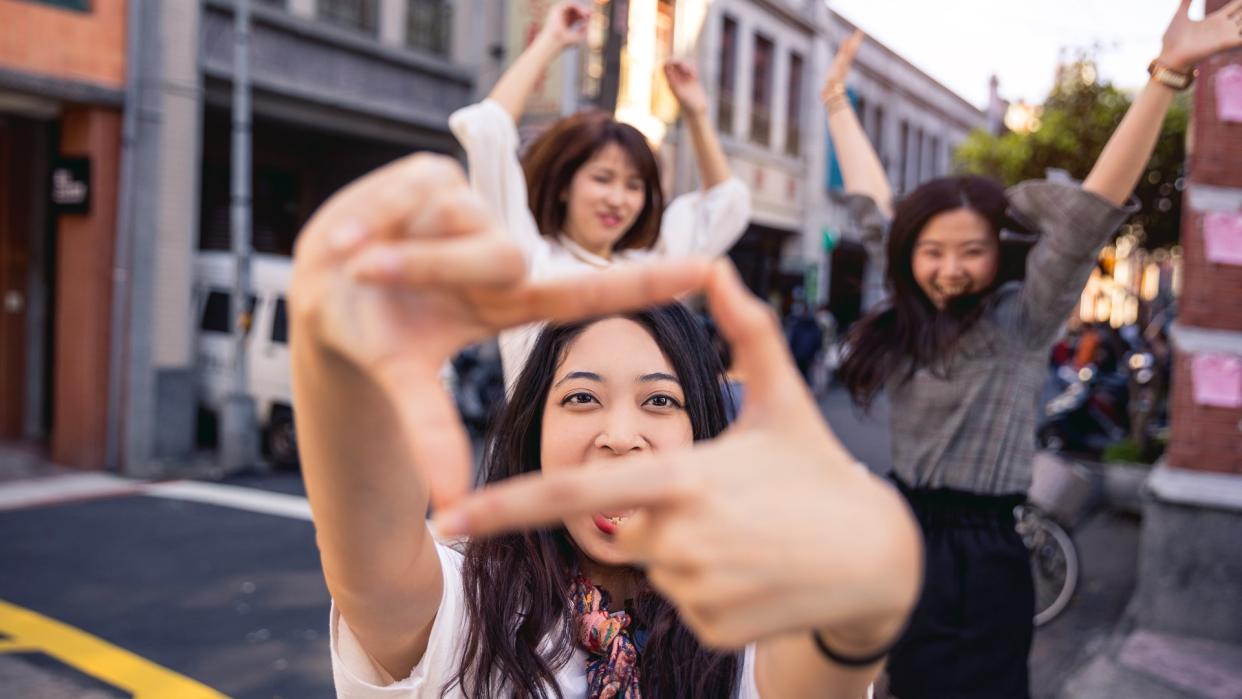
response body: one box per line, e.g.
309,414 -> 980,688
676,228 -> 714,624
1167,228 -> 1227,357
0,473 -> 144,511
140,480 -> 313,521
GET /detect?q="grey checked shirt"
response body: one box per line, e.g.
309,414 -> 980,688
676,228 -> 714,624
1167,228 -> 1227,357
852,180 -> 1136,495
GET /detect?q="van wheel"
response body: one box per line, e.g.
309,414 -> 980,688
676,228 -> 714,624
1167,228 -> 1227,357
265,408 -> 299,470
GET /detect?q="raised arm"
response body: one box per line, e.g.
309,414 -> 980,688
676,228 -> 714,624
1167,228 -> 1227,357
439,262 -> 922,699
488,1 -> 589,123
665,60 -> 733,189
1083,0 -> 1242,205
822,30 -> 893,218
291,153 -> 714,683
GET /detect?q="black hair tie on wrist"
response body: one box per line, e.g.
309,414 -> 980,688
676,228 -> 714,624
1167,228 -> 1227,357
811,629 -> 897,668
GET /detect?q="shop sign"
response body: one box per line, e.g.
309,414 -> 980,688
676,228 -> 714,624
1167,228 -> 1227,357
51,157 -> 91,215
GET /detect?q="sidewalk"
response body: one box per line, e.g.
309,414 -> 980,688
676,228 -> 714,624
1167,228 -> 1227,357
1062,624 -> 1242,699
0,442 -> 146,512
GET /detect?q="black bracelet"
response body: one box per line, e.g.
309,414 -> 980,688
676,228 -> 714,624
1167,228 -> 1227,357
811,628 -> 897,668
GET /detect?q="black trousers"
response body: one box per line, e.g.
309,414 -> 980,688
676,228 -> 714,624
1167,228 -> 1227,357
886,477 -> 1034,699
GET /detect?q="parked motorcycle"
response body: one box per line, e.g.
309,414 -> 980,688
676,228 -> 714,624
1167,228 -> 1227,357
451,342 -> 506,441
1037,362 -> 1130,458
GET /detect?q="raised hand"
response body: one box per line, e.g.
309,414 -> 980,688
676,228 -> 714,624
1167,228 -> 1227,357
821,29 -> 863,103
664,59 -> 709,117
538,1 -> 591,49
1158,0 -> 1242,72
435,261 -> 921,651
290,153 -> 711,508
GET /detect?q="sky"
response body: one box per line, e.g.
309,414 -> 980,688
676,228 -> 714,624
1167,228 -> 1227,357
826,0 -> 1209,108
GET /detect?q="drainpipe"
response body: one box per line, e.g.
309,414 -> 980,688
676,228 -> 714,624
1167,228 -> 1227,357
104,0 -> 146,472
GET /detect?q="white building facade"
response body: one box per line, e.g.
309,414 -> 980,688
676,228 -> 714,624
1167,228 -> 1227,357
819,9 -> 987,323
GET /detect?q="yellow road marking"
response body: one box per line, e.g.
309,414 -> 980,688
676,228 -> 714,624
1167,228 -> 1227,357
0,599 -> 229,698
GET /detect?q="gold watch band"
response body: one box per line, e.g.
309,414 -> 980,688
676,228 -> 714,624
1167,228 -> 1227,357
1147,59 -> 1194,90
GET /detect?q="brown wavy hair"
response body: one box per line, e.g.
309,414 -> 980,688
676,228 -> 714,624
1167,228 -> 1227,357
449,304 -> 738,698
838,175 -> 1034,408
521,110 -> 665,251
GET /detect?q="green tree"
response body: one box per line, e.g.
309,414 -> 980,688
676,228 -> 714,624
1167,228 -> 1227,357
955,58 -> 1190,248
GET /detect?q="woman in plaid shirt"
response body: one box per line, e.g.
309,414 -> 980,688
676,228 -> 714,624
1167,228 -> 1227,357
823,4 -> 1242,698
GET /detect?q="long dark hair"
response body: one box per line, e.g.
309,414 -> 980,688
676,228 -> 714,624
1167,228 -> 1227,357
451,304 -> 738,698
522,110 -> 665,252
839,175 -> 1031,408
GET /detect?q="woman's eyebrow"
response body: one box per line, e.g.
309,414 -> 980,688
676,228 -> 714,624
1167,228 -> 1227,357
639,372 -> 680,384
553,371 -> 603,388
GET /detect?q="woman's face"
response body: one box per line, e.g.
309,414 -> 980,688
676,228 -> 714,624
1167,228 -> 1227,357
911,207 -> 999,308
541,318 -> 692,566
561,142 -> 647,259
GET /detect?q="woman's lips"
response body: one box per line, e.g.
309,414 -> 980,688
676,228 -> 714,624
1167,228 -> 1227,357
592,509 -> 636,535
598,213 -> 622,228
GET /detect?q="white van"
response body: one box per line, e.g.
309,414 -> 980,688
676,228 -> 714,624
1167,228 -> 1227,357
193,252 -> 297,467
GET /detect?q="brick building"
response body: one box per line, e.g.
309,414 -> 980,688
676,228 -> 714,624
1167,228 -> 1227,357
0,0 -> 126,470
1067,2 -> 1242,691
1139,0 -> 1242,638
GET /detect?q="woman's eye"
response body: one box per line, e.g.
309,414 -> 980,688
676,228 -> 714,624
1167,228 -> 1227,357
562,392 -> 598,406
644,394 -> 682,409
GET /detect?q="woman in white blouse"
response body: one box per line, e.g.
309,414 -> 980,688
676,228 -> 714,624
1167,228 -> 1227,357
449,1 -> 751,386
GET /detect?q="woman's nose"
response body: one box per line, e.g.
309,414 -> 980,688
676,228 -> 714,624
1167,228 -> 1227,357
594,410 -> 647,454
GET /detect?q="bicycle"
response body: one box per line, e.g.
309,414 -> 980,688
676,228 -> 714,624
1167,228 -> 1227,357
1016,503 -> 1079,626
1021,450 -> 1100,626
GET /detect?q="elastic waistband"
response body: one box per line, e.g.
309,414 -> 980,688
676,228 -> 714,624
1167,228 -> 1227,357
890,475 -> 1025,525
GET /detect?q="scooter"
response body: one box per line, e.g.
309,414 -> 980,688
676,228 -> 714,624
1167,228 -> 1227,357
451,343 -> 506,440
1037,362 -> 1130,458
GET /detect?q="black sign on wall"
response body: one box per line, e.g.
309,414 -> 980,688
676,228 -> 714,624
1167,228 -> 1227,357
51,157 -> 91,215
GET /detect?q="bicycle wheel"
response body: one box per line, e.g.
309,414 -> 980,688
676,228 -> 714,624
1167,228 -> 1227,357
1016,506 -> 1080,626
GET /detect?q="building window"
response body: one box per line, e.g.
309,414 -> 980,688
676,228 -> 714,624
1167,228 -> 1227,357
407,0 -> 452,56
717,14 -> 738,134
927,135 -> 940,178
910,128 -> 923,190
873,104 -> 885,154
786,51 -> 804,156
651,0 -> 677,119
897,120 -> 909,191
317,0 -> 378,34
751,33 -> 774,146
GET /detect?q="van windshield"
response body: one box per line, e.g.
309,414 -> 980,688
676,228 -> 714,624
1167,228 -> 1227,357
201,290 -> 258,335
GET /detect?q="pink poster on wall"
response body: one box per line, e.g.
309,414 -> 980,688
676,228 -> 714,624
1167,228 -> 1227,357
1204,212 -> 1242,266
1217,65 -> 1242,123
1191,353 -> 1242,409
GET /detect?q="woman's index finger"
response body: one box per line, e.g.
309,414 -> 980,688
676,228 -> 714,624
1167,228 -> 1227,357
433,454 -> 690,539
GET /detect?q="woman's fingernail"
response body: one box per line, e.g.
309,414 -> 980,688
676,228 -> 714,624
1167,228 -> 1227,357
330,221 -> 368,252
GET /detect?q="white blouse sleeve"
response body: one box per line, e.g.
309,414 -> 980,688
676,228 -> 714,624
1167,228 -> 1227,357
329,544 -> 467,698
448,99 -> 546,261
655,177 -> 752,259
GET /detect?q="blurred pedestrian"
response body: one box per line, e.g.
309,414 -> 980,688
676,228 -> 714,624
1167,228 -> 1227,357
448,1 -> 750,388
786,302 -> 824,385
824,4 -> 1242,697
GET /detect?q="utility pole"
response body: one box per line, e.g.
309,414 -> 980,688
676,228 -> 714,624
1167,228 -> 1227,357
221,0 -> 259,473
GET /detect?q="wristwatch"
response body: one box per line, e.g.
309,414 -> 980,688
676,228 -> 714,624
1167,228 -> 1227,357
1148,59 -> 1195,90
